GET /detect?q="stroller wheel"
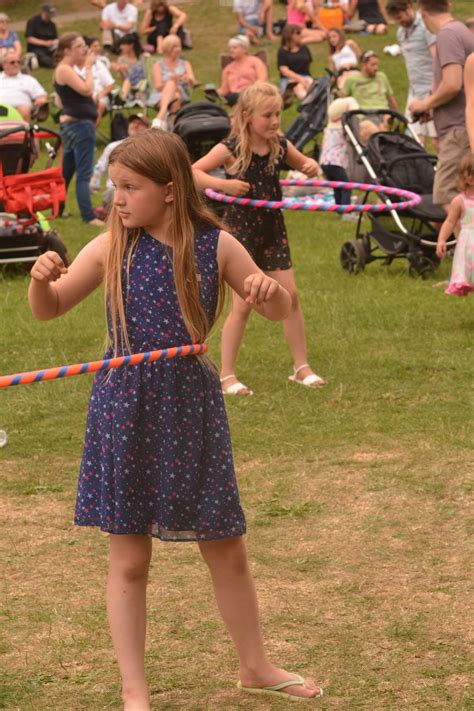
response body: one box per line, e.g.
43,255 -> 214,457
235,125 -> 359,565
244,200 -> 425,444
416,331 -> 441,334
407,253 -> 437,279
340,239 -> 366,274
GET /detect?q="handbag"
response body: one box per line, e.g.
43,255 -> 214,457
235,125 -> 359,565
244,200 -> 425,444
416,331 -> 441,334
0,164 -> 66,220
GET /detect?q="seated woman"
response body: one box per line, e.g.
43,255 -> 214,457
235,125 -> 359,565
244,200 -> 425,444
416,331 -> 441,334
216,35 -> 267,106
140,0 -> 186,55
112,32 -> 146,103
346,0 -> 388,34
327,27 -> 360,89
277,24 -> 313,105
149,34 -> 196,129
0,13 -> 21,68
286,0 -> 327,44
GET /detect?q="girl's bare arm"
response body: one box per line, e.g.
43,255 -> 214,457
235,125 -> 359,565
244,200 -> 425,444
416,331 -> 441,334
28,233 -> 108,320
193,144 -> 250,195
436,196 -> 462,258
285,139 -> 320,176
217,231 -> 291,321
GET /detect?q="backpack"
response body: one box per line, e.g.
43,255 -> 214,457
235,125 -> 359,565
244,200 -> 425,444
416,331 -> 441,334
110,112 -> 128,142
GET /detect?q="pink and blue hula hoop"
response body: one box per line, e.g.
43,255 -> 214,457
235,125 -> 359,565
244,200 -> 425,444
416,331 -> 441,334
205,179 -> 421,214
0,343 -> 207,388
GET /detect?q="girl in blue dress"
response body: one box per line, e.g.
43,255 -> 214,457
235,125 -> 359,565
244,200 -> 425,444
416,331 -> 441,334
28,130 -> 323,708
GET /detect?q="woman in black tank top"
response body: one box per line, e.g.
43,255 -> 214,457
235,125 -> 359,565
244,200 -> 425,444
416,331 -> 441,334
53,32 -> 103,226
140,0 -> 186,54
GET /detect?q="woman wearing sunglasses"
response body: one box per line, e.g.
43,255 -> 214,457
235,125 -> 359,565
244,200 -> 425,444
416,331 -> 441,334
277,24 -> 313,106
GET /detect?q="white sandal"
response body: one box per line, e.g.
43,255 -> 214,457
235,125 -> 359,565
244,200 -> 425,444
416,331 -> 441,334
220,374 -> 253,396
288,364 -> 326,388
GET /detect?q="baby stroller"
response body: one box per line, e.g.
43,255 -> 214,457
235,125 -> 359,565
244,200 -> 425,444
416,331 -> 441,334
285,75 -> 331,159
0,111 -> 69,267
173,100 -> 230,162
173,101 -> 231,218
340,109 -> 454,278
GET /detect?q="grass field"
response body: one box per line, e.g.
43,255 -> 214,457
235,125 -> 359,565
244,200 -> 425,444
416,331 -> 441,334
1,1 -> 474,709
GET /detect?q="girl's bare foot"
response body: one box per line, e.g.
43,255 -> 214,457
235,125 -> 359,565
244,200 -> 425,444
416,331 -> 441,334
122,688 -> 150,711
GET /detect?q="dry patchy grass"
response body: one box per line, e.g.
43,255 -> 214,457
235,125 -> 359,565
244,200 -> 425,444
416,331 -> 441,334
1,447 -> 473,710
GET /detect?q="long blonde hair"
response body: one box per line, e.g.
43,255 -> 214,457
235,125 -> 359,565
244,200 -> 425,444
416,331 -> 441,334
106,130 -> 224,354
229,82 -> 283,176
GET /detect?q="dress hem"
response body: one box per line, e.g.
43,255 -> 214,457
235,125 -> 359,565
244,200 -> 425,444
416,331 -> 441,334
74,521 -> 246,542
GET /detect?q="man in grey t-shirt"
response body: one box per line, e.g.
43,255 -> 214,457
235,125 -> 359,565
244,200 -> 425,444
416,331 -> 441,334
409,0 -> 474,209
386,0 -> 437,146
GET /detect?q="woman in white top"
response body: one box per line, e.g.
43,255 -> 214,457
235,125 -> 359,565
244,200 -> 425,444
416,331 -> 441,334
84,37 -> 115,124
327,28 -> 360,90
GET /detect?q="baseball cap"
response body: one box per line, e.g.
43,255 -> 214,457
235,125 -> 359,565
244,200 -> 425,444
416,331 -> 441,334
128,113 -> 150,127
360,49 -> 377,63
41,4 -> 57,16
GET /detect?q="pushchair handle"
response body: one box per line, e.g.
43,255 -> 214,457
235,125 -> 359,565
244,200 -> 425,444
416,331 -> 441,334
341,108 -> 410,130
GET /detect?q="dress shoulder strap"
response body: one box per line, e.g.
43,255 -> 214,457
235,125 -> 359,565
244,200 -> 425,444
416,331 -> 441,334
221,135 -> 238,156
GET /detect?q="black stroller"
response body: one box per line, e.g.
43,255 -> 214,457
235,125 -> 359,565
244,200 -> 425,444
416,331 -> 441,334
173,100 -> 231,217
285,75 -> 331,158
340,109 -> 454,278
173,100 -> 230,162
0,115 -> 70,267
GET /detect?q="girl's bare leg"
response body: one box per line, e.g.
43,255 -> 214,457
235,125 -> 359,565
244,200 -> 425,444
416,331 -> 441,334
267,268 -> 326,384
301,27 -> 326,44
220,289 -> 253,394
107,534 -> 153,711
198,536 -> 322,699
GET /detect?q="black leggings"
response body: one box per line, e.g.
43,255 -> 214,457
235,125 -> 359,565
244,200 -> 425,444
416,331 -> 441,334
321,164 -> 351,205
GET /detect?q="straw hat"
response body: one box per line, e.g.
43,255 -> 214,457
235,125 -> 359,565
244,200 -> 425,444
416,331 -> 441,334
327,97 -> 359,129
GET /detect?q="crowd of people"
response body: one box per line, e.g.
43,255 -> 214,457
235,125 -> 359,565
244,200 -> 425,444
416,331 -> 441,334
0,0 -> 473,264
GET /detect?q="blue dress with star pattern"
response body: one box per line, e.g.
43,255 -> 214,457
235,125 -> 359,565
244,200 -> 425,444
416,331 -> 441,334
75,227 -> 246,541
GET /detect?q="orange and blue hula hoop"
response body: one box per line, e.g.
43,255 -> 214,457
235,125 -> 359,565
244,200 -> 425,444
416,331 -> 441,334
205,179 -> 421,213
0,343 -> 207,388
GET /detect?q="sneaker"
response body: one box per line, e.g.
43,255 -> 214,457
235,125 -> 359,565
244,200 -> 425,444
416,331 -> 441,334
204,85 -> 220,103
151,117 -> 168,130
93,206 -> 107,220
25,52 -> 39,71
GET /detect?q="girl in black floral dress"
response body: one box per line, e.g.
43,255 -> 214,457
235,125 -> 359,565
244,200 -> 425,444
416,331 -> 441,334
194,81 -> 326,395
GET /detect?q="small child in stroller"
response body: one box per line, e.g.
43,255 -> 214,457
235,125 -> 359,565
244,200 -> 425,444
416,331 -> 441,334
319,96 -> 358,206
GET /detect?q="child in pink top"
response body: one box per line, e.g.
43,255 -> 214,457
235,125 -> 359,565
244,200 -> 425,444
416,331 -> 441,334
286,0 -> 327,43
437,155 -> 474,296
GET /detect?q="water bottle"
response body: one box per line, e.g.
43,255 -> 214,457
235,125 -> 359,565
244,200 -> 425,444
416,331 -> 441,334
91,170 -> 101,191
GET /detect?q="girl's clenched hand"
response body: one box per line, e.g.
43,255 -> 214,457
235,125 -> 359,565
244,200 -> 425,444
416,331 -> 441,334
30,251 -> 68,283
244,273 -> 280,306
